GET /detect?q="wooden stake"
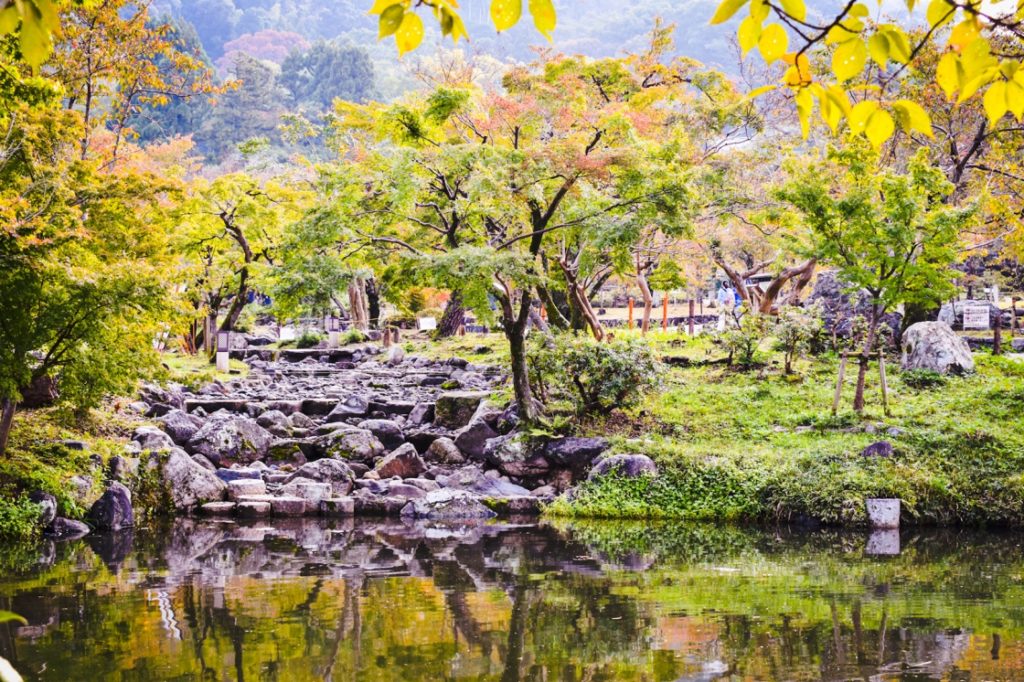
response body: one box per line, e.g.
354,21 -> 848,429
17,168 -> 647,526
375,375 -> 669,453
382,328 -> 392,347
688,299 -> 695,336
627,297 -> 634,330
993,310 -> 1002,356
1011,296 -> 1019,336
878,350 -> 890,417
662,295 -> 668,331
832,352 -> 848,416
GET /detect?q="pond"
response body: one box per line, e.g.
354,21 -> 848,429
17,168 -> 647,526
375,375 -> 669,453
1,519 -> 1023,681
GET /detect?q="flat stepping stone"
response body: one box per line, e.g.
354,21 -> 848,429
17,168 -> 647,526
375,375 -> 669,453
320,497 -> 355,516
227,479 -> 267,500
236,500 -> 272,517
200,502 -> 237,516
185,399 -> 249,414
270,496 -> 306,517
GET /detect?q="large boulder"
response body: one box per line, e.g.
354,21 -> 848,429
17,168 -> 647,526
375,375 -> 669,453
542,437 -> 609,469
588,454 -> 658,480
808,270 -> 902,346
434,391 -> 490,429
28,491 -> 57,528
357,419 -> 405,451
145,449 -> 227,510
157,409 -> 204,446
901,321 -> 974,375
87,482 -> 134,531
186,412 -> 274,466
483,434 -> 549,478
453,419 -> 498,460
325,395 -> 370,422
312,427 -> 385,463
283,459 -> 355,495
399,489 -> 496,520
425,437 -> 465,465
255,410 -> 292,437
132,426 -> 176,452
374,443 -> 427,479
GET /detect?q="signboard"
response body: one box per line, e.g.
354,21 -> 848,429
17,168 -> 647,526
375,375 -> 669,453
963,305 -> 990,330
418,316 -> 437,331
279,326 -> 296,341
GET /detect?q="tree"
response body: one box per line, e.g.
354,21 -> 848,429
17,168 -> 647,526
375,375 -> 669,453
197,53 -> 287,160
280,41 -> 376,109
710,0 -> 1024,149
778,146 -> 973,412
0,104 -> 170,455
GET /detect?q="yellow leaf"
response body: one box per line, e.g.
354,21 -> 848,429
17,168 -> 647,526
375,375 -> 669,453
850,3 -> 870,16
795,86 -> 813,138
868,33 -> 889,67
892,100 -> 933,137
1007,80 -> 1024,120
750,0 -> 771,22
1000,60 -> 1020,81
368,0 -> 402,14
826,85 -> 852,116
490,0 -> 522,31
936,52 -> 959,99
864,109 -> 895,148
833,39 -> 867,82
949,19 -> 980,51
826,24 -> 859,45
957,69 -> 996,103
883,26 -> 911,63
983,80 -> 1008,125
779,0 -> 807,22
710,0 -> 748,25
738,16 -> 761,56
528,0 -> 556,40
395,11 -> 424,55
782,52 -> 812,85
848,100 -> 879,133
378,4 -> 404,38
926,0 -> 956,28
758,23 -> 788,63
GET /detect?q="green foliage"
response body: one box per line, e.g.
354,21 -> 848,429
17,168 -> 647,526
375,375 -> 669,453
772,303 -> 823,373
530,334 -> 660,417
279,40 -> 376,109
340,328 -> 367,345
296,330 -> 324,348
899,368 -> 947,390
0,495 -> 42,541
716,307 -> 770,366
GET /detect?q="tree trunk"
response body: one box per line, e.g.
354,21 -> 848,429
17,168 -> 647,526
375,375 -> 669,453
219,268 -> 249,333
348,279 -> 369,331
853,304 -> 881,413
500,291 -> 541,423
437,290 -> 466,337
0,398 -> 16,458
365,278 -> 380,329
558,259 -> 605,340
637,269 -> 654,333
536,285 -> 570,330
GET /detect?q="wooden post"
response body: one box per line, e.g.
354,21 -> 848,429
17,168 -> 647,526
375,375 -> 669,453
993,309 -> 1002,356
832,352 -> 848,416
662,295 -> 668,331
382,328 -> 392,347
688,299 -> 695,336
627,297 -> 634,330
878,350 -> 890,417
458,324 -> 466,337
1011,297 -> 1019,336
700,295 -> 704,316
392,327 -> 400,343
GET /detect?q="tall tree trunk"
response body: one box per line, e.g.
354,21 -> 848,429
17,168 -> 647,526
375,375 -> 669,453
536,285 -> 570,330
437,290 -> 466,337
853,303 -> 881,413
558,259 -> 605,340
0,398 -> 15,458
500,291 -> 541,423
637,269 -> 654,333
348,279 -> 369,331
219,268 -> 249,333
365,277 -> 380,329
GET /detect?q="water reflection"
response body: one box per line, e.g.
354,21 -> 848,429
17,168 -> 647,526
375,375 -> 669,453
1,519 -> 1024,680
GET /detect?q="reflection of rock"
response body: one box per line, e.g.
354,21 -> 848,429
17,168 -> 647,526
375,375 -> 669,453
86,528 -> 135,571
865,529 -> 900,555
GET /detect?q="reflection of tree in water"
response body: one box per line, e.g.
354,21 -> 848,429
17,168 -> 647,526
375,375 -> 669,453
2,520 -> 1024,680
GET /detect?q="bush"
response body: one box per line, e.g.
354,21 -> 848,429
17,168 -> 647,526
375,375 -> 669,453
900,368 -> 947,389
341,328 -> 367,344
772,304 -> 823,374
716,306 -> 770,366
0,495 -> 42,541
296,330 -> 324,348
530,334 -> 660,417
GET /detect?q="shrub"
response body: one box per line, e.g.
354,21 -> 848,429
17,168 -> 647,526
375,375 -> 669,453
772,303 -> 824,374
0,495 -> 42,541
900,368 -> 947,389
296,330 -> 324,348
530,334 -> 660,417
716,306 -> 770,366
341,328 -> 367,345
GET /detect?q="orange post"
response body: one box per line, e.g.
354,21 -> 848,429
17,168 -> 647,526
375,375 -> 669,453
627,297 -> 634,329
662,295 -> 668,330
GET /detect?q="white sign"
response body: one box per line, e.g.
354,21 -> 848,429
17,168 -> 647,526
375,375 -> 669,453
418,317 -> 437,331
279,326 -> 297,341
963,305 -> 990,330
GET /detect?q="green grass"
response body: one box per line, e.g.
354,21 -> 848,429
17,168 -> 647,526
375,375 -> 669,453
159,351 -> 248,390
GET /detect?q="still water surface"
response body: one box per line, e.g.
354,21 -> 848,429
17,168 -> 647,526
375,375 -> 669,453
1,518 -> 1023,681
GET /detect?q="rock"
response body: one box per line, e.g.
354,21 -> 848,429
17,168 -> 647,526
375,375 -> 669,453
28,491 -> 57,528
146,449 -> 227,510
313,427 -> 385,463
68,475 -> 96,509
214,467 -> 263,483
453,419 -> 498,460
44,517 -> 90,539
542,437 -> 609,469
386,482 -> 428,499
265,439 -> 309,466
352,492 -> 408,516
87,482 -> 134,531
400,489 -> 496,520
289,412 -> 315,429
808,270 -> 902,347
144,403 -> 175,418
404,477 -> 440,492
483,495 -> 543,515
277,480 -> 331,509
434,391 -> 490,429
236,500 -> 272,518
107,455 -> 139,483
201,502 -> 237,516
495,403 -> 520,434
283,459 -> 355,495
483,434 -> 549,478
901,321 -> 974,375
21,374 -> 59,408
132,426 -> 176,452
192,454 -> 217,471
861,441 -> 894,458
186,412 -> 274,466
425,437 -> 465,465
270,496 -> 307,517
60,439 -> 88,451
255,410 -> 291,436
407,402 -> 435,426
385,345 -> 405,366
325,395 -> 371,422
357,419 -> 405,451
588,454 -> 658,480
227,479 -> 267,500
532,485 -> 556,497
374,443 -> 427,479
320,497 -> 355,516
